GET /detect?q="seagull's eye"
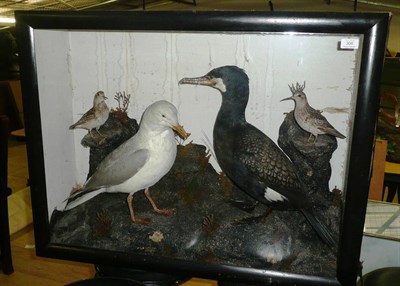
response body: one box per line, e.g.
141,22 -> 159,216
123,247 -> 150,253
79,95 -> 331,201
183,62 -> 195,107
161,114 -> 166,118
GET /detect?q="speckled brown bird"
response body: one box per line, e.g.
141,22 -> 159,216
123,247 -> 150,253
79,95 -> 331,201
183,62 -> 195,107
281,82 -> 346,143
69,91 -> 110,143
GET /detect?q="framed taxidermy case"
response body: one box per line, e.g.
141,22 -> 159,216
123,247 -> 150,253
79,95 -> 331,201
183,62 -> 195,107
16,11 -> 389,286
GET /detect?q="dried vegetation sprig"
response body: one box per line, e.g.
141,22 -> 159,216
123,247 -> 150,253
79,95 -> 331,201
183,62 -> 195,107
93,209 -> 112,238
113,91 -> 131,121
114,91 -> 131,113
202,214 -> 219,235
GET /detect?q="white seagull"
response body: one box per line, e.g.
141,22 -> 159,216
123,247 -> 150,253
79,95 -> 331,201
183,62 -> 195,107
62,100 -> 189,224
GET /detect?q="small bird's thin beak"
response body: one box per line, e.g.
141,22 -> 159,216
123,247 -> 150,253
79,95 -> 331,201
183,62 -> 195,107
173,124 -> 190,140
280,96 -> 293,102
179,76 -> 214,87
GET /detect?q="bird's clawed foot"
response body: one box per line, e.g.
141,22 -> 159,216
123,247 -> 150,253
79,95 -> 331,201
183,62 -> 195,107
154,207 -> 176,216
132,217 -> 151,225
98,136 -> 107,145
88,129 -> 107,145
127,195 -> 151,225
96,129 -> 107,145
145,188 -> 176,217
306,133 -> 317,145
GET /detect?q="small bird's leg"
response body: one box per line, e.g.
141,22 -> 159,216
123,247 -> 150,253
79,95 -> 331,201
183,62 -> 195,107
96,128 -> 105,137
88,129 -> 94,138
307,133 -> 318,144
96,128 -> 107,144
144,188 -> 176,216
127,194 -> 150,225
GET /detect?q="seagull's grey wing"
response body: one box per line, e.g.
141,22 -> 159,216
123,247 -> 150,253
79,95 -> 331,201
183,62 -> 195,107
84,148 -> 150,191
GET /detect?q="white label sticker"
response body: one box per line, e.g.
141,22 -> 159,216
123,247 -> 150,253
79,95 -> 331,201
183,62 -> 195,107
340,39 -> 359,49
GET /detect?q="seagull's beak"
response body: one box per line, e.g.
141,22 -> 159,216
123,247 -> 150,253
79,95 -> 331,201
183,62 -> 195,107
280,96 -> 294,102
179,76 -> 214,87
172,124 -> 190,140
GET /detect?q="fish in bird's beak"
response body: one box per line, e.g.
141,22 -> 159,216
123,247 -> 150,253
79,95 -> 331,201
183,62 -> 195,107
179,76 -> 214,87
172,124 -> 190,140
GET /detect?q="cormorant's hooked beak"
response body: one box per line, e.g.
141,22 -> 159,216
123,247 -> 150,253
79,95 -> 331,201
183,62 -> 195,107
280,96 -> 294,102
179,75 -> 226,93
179,75 -> 214,87
172,124 -> 190,140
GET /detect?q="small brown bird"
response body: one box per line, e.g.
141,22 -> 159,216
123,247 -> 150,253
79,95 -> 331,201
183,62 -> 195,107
69,91 -> 110,143
281,82 -> 346,143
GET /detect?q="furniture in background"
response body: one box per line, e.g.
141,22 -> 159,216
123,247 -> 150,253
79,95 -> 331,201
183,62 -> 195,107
369,140 -> 388,201
383,161 -> 400,203
0,81 -> 23,133
368,139 -> 400,202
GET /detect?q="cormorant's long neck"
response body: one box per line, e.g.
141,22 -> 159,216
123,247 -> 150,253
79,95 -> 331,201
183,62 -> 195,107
216,85 -> 249,127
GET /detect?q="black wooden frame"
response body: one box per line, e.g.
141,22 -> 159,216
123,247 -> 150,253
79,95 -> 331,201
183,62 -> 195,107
15,11 -> 389,286
0,116 -> 14,275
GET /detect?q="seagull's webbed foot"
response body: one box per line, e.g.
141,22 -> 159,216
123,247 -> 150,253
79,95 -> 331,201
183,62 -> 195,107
132,218 -> 151,225
154,207 -> 176,216
144,188 -> 176,217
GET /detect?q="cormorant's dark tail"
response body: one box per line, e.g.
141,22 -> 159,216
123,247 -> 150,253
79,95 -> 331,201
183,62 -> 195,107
301,209 -> 338,251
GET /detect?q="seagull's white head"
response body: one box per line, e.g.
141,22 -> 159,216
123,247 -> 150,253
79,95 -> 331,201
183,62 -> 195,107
141,100 -> 189,139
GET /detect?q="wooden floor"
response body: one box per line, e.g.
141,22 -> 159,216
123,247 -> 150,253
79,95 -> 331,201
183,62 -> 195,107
0,226 -> 217,286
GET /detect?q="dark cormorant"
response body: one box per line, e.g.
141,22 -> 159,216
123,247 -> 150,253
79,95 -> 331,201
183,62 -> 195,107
179,65 -> 337,250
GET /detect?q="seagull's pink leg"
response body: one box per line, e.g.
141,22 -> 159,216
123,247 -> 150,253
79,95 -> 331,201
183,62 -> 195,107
127,194 -> 150,225
144,188 -> 176,216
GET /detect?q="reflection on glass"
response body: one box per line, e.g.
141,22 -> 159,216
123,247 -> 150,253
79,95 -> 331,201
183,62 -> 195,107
365,200 -> 400,241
